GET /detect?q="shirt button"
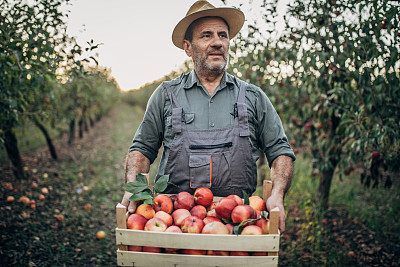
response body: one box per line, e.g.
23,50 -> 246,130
210,122 -> 215,127
210,99 -> 214,103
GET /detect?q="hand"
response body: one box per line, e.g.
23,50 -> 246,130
266,193 -> 286,234
121,191 -> 137,213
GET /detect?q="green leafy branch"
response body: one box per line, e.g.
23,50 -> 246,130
124,174 -> 169,205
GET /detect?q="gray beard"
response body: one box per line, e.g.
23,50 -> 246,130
194,54 -> 229,77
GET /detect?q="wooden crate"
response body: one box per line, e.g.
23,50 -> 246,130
115,180 -> 280,267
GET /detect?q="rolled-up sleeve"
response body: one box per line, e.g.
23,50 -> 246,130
129,85 -> 165,164
256,90 -> 296,167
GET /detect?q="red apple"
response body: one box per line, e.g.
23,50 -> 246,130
144,217 -> 167,232
203,216 -> 222,225
190,205 -> 207,220
225,223 -> 234,234
201,221 -> 229,235
128,245 -> 142,252
249,196 -> 266,212
252,251 -> 268,256
256,217 -> 270,234
171,209 -> 191,227
165,225 -> 182,233
215,198 -> 238,219
127,213 -> 148,230
153,194 -> 174,214
207,209 -> 218,217
181,216 -> 204,234
143,246 -> 162,253
207,201 -> 219,211
231,205 -> 257,223
230,251 -> 250,256
240,225 -> 263,235
154,211 -> 173,227
193,188 -> 214,207
207,250 -> 229,256
182,249 -> 207,255
174,192 -> 195,210
226,195 -> 244,205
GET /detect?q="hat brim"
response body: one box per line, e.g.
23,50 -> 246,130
172,7 -> 245,49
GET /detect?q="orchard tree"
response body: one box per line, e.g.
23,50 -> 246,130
0,0 -> 68,178
228,0 -> 400,209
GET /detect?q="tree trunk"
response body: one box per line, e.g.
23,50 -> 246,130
3,128 -> 25,179
89,117 -> 94,127
83,116 -> 89,132
32,118 -> 58,160
68,119 -> 75,145
318,165 -> 336,210
78,118 -> 83,138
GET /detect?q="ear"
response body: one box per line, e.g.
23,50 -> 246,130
183,40 -> 192,57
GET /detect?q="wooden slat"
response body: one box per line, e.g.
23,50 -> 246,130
116,203 -> 128,251
116,229 -> 279,252
262,180 -> 272,201
117,250 -> 278,267
268,207 -> 280,256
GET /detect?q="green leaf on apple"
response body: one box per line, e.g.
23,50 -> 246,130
129,189 -> 153,202
154,174 -> 169,194
233,225 -> 244,235
143,198 -> 154,205
136,173 -> 149,185
243,190 -> 249,205
260,210 -> 269,219
124,181 -> 148,194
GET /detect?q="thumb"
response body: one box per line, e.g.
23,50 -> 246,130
128,200 -> 137,213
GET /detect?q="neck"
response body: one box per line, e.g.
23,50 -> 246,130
195,69 -> 224,96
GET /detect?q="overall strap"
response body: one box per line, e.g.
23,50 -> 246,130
163,82 -> 184,134
236,81 -> 250,137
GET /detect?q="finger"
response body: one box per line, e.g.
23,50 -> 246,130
128,201 -> 137,213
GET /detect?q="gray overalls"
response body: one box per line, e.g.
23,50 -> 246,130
160,80 -> 257,198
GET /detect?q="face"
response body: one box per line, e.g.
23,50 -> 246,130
184,17 -> 230,76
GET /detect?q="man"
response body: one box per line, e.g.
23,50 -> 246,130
121,0 -> 295,233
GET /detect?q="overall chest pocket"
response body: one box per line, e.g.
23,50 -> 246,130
188,142 -> 232,189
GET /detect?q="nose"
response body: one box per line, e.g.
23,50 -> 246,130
210,35 -> 223,48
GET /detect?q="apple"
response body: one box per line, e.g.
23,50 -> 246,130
225,223 -> 234,234
249,196 -> 266,212
256,217 -> 270,234
154,211 -> 173,227
41,187 -> 49,194
136,203 -> 155,219
207,201 -> 219,211
165,225 -> 182,233
18,196 -> 30,205
127,213 -> 148,230
207,250 -> 229,256
56,214 -> 64,221
240,225 -> 263,235
144,217 -> 167,232
96,230 -> 106,239
83,203 -> 92,211
171,209 -> 191,227
252,252 -> 268,256
203,216 -> 221,225
128,245 -> 142,252
215,198 -> 238,219
190,205 -> 207,220
226,195 -> 243,205
181,216 -> 204,234
7,196 -> 15,202
231,205 -> 257,223
31,182 -> 38,188
201,221 -> 229,235
38,194 -> 45,200
193,187 -> 213,207
142,246 -> 162,253
207,209 -> 218,217
153,194 -> 174,214
230,251 -> 250,256
174,192 -> 195,210
371,151 -> 380,159
182,249 -> 207,255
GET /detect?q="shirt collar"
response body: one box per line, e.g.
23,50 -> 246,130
183,70 -> 235,90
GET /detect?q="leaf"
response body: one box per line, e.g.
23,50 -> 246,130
233,225 -> 244,235
260,211 -> 269,219
124,181 -> 148,195
143,198 -> 154,205
243,190 -> 249,205
154,174 -> 169,193
129,189 -> 153,202
135,173 -> 149,185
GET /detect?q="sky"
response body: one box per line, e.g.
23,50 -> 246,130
63,0 -> 288,91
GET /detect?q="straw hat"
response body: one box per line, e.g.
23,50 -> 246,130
172,0 -> 245,49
